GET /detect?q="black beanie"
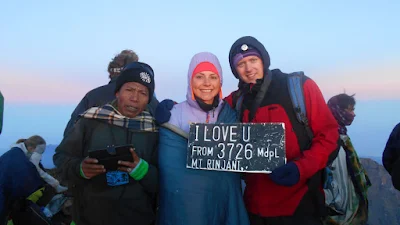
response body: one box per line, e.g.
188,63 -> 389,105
115,62 -> 155,103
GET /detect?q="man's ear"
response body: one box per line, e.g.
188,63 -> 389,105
115,91 -> 120,99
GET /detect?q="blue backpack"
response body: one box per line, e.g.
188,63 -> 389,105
234,71 -> 313,141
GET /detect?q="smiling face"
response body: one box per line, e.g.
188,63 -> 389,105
191,71 -> 221,104
116,82 -> 149,118
235,55 -> 264,84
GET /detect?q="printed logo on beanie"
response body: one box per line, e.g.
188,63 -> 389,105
140,72 -> 151,83
241,44 -> 249,51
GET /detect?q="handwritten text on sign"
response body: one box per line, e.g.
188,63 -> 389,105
186,123 -> 286,173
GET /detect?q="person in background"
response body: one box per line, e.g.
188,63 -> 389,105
325,93 -> 371,225
24,140 -> 68,193
383,122 -> 400,191
0,135 -> 50,225
63,49 -> 159,137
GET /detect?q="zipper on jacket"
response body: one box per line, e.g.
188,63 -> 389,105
206,112 -> 210,123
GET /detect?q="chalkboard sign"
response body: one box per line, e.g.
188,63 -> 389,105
187,123 -> 286,173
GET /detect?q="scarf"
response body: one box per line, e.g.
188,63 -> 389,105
194,95 -> 219,112
327,96 -> 355,135
80,101 -> 158,132
342,135 -> 371,224
324,135 -> 372,225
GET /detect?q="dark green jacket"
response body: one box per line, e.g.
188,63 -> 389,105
54,117 -> 159,225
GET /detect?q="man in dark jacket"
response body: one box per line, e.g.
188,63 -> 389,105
383,122 -> 400,190
63,50 -> 159,137
54,62 -> 159,225
223,36 -> 339,225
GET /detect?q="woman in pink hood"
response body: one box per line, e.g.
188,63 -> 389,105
157,52 -> 249,225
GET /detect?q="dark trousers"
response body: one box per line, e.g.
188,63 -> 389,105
249,213 -> 323,225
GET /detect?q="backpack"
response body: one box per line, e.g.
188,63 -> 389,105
233,71 -> 341,215
323,136 -> 360,221
234,71 -> 314,140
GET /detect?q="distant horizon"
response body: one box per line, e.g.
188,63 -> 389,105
0,144 -> 384,170
1,99 -> 399,158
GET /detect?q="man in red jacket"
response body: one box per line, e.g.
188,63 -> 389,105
224,36 -> 339,225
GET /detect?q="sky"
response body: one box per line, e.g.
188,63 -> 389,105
0,0 -> 399,158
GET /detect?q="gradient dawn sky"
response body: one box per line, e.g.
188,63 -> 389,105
0,0 -> 399,158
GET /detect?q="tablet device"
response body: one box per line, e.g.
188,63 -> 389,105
89,144 -> 134,171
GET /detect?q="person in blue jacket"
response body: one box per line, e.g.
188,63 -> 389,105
157,52 -> 249,225
0,136 -> 47,225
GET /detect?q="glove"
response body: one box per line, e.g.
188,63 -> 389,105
26,187 -> 45,203
55,185 -> 68,193
269,162 -> 300,186
155,99 -> 176,125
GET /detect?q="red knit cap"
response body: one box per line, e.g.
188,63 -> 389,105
191,61 -> 222,100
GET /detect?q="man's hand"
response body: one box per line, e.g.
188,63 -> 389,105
269,162 -> 300,187
81,157 -> 106,179
118,148 -> 141,172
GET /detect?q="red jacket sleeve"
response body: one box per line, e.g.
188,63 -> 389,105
224,92 -> 234,107
294,78 -> 339,181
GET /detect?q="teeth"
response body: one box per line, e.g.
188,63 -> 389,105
127,106 -> 138,111
201,90 -> 212,93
